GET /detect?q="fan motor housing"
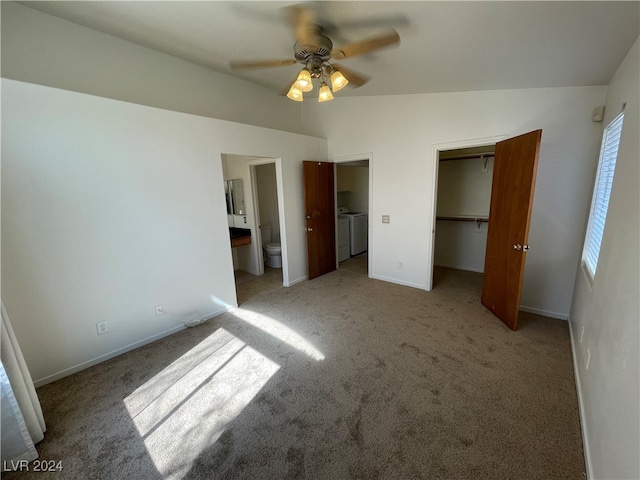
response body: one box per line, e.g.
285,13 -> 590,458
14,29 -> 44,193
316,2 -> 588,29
294,34 -> 333,63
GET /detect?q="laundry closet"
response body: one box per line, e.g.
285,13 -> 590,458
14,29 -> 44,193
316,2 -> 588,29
336,160 -> 369,268
434,146 -> 495,275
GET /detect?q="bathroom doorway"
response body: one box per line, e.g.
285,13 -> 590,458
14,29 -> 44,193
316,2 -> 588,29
250,160 -> 283,285
334,154 -> 372,277
222,154 -> 286,305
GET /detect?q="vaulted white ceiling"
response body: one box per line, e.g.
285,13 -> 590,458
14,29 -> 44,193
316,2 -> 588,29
20,1 -> 640,97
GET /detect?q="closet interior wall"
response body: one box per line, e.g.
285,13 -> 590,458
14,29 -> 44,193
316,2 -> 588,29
434,147 -> 495,274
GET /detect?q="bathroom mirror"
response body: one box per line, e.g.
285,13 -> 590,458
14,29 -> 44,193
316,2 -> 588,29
224,180 -> 232,214
226,179 -> 245,215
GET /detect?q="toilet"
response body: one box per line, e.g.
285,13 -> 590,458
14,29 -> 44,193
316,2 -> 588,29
261,225 -> 282,268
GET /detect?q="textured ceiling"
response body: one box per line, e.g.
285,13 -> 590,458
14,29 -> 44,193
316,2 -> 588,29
21,1 -> 640,97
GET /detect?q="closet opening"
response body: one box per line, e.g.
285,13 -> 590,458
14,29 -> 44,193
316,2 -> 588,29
433,144 -> 496,289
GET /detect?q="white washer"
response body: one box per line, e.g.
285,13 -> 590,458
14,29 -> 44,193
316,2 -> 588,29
338,207 -> 368,256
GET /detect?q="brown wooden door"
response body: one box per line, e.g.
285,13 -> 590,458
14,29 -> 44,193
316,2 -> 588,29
303,161 -> 336,279
481,130 -> 542,330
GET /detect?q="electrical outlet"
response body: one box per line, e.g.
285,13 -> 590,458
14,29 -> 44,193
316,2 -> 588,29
398,260 -> 404,268
382,215 -> 390,224
96,321 -> 110,335
155,305 -> 164,316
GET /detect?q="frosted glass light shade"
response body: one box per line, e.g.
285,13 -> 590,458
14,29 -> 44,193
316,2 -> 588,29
295,68 -> 313,92
330,70 -> 349,92
287,85 -> 303,102
318,82 -> 334,102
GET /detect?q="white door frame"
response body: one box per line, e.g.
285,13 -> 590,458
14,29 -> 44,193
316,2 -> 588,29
427,135 -> 507,291
332,152 -> 373,277
249,158 -> 286,283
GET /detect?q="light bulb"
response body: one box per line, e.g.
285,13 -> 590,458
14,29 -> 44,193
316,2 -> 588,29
318,82 -> 334,102
294,68 -> 313,92
330,70 -> 349,92
286,85 -> 303,102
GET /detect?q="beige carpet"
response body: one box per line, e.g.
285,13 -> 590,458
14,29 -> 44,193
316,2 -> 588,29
5,266 -> 585,479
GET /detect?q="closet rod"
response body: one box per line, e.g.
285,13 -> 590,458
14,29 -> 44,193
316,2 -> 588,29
436,216 -> 489,223
439,152 -> 494,162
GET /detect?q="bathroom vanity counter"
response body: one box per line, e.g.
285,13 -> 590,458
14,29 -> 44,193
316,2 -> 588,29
230,227 -> 251,248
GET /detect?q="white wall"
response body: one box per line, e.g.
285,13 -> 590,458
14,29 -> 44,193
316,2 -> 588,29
1,79 -> 326,385
0,2 -> 319,138
570,37 -> 639,480
336,165 -> 369,213
311,86 -> 606,317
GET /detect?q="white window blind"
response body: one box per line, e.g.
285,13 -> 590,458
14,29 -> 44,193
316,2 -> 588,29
582,111 -> 624,279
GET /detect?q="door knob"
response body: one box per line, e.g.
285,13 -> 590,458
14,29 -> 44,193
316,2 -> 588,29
523,245 -> 531,251
513,244 -> 522,251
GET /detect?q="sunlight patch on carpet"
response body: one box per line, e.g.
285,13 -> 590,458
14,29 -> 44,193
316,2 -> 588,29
233,308 -> 325,361
124,328 -> 279,478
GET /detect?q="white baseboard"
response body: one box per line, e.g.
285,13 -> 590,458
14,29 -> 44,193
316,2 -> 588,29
284,275 -> 307,287
568,316 -> 593,479
33,308 -> 231,387
370,274 -> 426,290
434,263 -> 484,273
519,305 -> 568,320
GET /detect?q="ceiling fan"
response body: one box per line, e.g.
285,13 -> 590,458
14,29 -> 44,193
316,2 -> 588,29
229,4 -> 401,102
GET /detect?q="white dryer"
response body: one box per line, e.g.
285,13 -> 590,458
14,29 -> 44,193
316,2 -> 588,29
338,207 -> 368,256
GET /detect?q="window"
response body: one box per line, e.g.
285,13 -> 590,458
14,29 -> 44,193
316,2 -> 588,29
582,111 -> 624,279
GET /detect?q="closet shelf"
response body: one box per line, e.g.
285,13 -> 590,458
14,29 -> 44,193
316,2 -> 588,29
436,215 -> 489,223
439,152 -> 494,161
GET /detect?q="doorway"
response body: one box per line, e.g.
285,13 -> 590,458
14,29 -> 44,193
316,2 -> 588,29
428,136 -> 507,291
334,154 -> 372,277
429,131 -> 542,330
251,161 -> 283,277
222,154 -> 286,305
433,145 -> 496,287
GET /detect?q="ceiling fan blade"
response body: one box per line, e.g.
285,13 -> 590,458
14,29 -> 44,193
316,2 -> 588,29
230,59 -> 297,70
332,29 -> 400,60
332,64 -> 370,88
288,4 -> 319,46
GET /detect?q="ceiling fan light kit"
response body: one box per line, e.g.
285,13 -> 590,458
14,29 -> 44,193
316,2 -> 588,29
295,67 -> 313,92
286,85 -> 304,102
330,69 -> 349,92
229,4 -> 401,103
317,82 -> 334,102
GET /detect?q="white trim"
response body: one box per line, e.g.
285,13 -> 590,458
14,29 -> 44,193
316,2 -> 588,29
33,307 -> 233,387
332,152 -> 374,278
428,134 -> 508,291
568,316 -> 593,479
370,274 -> 425,290
249,163 -> 265,276
519,305 -> 568,321
434,263 -> 484,274
284,275 -> 307,287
